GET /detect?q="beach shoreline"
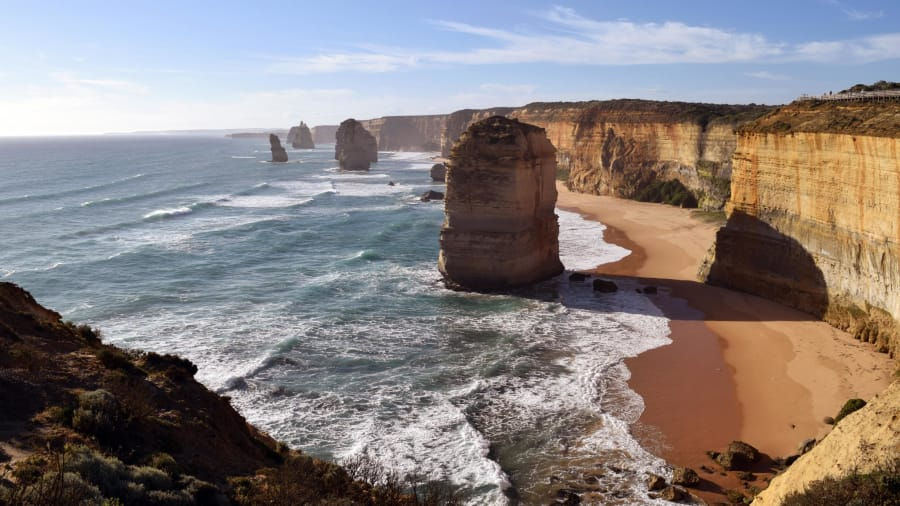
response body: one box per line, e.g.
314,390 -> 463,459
555,183 -> 895,501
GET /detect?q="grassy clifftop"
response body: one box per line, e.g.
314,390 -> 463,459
739,100 -> 900,137
516,99 -> 774,126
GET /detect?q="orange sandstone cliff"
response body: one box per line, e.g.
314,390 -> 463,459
700,100 -> 900,357
439,116 -> 563,290
443,100 -> 771,209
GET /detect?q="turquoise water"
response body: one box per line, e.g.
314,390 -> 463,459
0,136 -> 672,504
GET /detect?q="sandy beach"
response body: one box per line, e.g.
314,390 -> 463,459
556,183 -> 895,500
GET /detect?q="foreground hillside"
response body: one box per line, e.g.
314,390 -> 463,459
0,282 -> 454,505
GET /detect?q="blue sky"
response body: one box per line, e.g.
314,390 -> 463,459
1,0 -> 898,135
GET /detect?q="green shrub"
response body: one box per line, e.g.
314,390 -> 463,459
834,398 -> 867,424
142,352 -> 198,380
148,453 -> 181,478
634,179 -> 699,208
72,390 -> 122,439
782,460 -> 900,505
96,348 -> 142,375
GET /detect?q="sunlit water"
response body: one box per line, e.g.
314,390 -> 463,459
0,136 -> 672,504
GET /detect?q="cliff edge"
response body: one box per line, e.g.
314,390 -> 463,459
701,100 -> 900,357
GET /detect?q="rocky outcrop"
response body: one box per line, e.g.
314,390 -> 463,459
359,115 -> 446,151
287,121 -> 315,149
335,119 -> 378,170
700,100 -> 900,357
440,108 -> 516,157
752,381 -> 900,505
269,134 -> 288,162
439,116 -> 563,290
311,125 -> 338,144
430,163 -> 446,182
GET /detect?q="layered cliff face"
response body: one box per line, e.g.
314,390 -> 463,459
442,101 -> 771,209
269,134 -> 288,163
439,116 -> 563,291
335,119 -> 378,170
751,381 -> 900,505
700,101 -> 900,357
311,125 -> 338,144
287,121 -> 315,149
359,115 -> 446,152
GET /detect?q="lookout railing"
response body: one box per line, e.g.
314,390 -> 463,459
797,90 -> 900,102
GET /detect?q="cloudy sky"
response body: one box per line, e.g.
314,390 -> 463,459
1,0 -> 897,135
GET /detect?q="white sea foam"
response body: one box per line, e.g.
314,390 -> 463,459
231,156 -> 256,159
557,209 -> 631,270
216,196 -> 313,209
333,182 -> 410,197
143,207 -> 193,220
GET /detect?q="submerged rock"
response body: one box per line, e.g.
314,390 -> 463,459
569,272 -> 589,282
592,279 -> 618,293
269,134 -> 288,163
335,119 -> 377,170
287,121 -> 315,149
671,467 -> 699,487
430,163 -> 446,182
646,473 -> 666,491
438,116 -> 563,291
420,190 -> 444,202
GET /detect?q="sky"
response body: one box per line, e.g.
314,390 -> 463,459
0,0 -> 898,136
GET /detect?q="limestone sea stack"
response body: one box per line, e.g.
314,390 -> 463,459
335,119 -> 378,170
269,134 -> 288,162
438,116 -> 563,291
287,121 -> 315,149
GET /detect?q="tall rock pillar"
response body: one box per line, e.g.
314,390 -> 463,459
439,116 -> 563,290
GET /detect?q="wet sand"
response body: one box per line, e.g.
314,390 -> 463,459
556,183 -> 895,500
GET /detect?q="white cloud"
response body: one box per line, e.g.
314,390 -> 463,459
262,6 -> 900,74
745,71 -> 790,81
844,9 -> 884,21
50,71 -> 150,94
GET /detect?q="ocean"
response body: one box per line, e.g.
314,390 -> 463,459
0,136 -> 672,504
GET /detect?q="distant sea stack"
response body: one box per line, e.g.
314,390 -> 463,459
269,134 -> 288,163
287,121 -> 315,149
335,119 -> 378,170
700,99 -> 900,357
438,116 -> 563,291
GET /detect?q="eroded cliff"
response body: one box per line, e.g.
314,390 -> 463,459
359,115 -> 446,151
442,101 -> 771,209
439,116 -> 563,290
311,124 -> 338,144
700,100 -> 900,357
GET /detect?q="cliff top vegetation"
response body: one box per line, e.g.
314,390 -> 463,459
740,100 -> 900,137
0,282 -> 457,505
515,99 -> 774,127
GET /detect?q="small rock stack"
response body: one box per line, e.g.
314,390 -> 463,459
269,134 -> 288,163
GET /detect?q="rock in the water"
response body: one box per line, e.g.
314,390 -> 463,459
592,279 -> 618,292
646,473 -> 666,491
388,181 -> 395,187
269,134 -> 288,163
430,163 -> 446,182
715,440 -> 759,470
643,285 -> 658,294
438,116 -> 564,291
569,272 -> 589,282
554,489 -> 581,505
420,190 -> 444,202
335,119 -> 377,170
287,121 -> 315,149
660,485 -> 688,502
671,467 -> 700,487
